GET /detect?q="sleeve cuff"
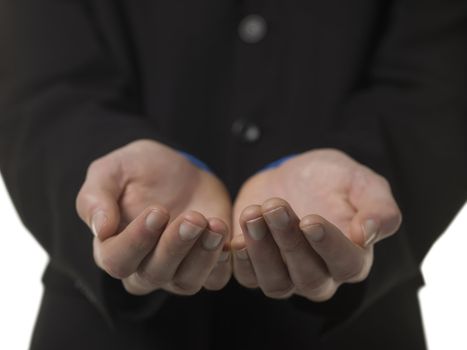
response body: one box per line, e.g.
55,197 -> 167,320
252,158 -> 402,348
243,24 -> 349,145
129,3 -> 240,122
258,154 -> 298,172
178,151 -> 211,172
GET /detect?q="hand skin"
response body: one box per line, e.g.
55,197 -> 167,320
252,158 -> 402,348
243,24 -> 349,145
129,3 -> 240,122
76,143 -> 401,302
76,139 -> 232,295
231,149 -> 402,301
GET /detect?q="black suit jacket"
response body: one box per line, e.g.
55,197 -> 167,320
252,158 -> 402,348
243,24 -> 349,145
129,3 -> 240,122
0,0 -> 465,349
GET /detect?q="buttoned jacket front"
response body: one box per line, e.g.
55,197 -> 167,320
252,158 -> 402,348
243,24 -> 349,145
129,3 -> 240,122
0,1 -> 465,349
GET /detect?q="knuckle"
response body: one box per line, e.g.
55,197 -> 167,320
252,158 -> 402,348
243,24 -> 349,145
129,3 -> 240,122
204,268 -> 231,291
238,280 -> 259,290
121,282 -> 139,295
334,270 -> 360,283
101,257 -> 130,279
233,272 -> 258,289
171,279 -> 202,295
308,290 -> 336,302
121,279 -> 151,296
203,282 -> 222,291
348,271 -> 369,283
262,283 -> 294,299
295,275 -> 330,293
304,280 -> 337,302
333,263 -> 364,283
204,278 -> 228,291
347,264 -> 371,283
135,269 -> 167,288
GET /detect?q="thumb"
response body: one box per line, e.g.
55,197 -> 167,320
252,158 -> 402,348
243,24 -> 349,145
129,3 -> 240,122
75,157 -> 123,240
348,171 -> 402,247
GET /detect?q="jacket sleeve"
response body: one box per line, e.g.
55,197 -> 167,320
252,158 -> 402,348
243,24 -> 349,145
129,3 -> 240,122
289,0 -> 467,335
0,0 -> 182,325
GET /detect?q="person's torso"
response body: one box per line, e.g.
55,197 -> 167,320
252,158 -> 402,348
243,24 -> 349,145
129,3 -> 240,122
87,0 -> 390,192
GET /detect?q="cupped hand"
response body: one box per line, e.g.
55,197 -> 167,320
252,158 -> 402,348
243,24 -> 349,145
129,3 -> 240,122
231,149 -> 401,301
76,139 -> 232,295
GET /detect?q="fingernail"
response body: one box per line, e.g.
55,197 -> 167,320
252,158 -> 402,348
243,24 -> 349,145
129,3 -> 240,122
218,251 -> 230,262
179,220 -> 204,241
145,210 -> 167,232
245,217 -> 268,241
363,219 -> 379,246
202,230 -> 223,250
264,206 -> 290,229
235,248 -> 249,260
91,210 -> 107,237
303,224 -> 325,242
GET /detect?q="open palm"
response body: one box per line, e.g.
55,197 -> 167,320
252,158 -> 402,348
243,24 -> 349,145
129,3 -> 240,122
77,139 -> 232,296
231,149 -> 401,301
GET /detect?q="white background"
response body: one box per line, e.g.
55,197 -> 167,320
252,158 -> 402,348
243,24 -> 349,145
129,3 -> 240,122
0,175 -> 465,349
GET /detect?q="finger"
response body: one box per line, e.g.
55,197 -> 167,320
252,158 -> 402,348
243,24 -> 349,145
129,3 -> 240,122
171,217 -> 227,294
204,215 -> 233,291
231,234 -> 258,289
203,247 -> 232,291
300,214 -> 371,284
94,206 -> 169,279
240,204 -> 294,299
261,198 -> 333,300
76,157 -> 123,239
123,211 -> 207,295
348,170 -> 402,247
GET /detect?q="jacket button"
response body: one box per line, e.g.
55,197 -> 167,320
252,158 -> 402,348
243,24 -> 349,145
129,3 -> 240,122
238,14 -> 267,43
232,119 -> 261,143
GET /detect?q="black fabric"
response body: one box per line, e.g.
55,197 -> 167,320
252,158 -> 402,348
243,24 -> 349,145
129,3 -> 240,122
31,267 -> 426,350
0,0 -> 466,348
